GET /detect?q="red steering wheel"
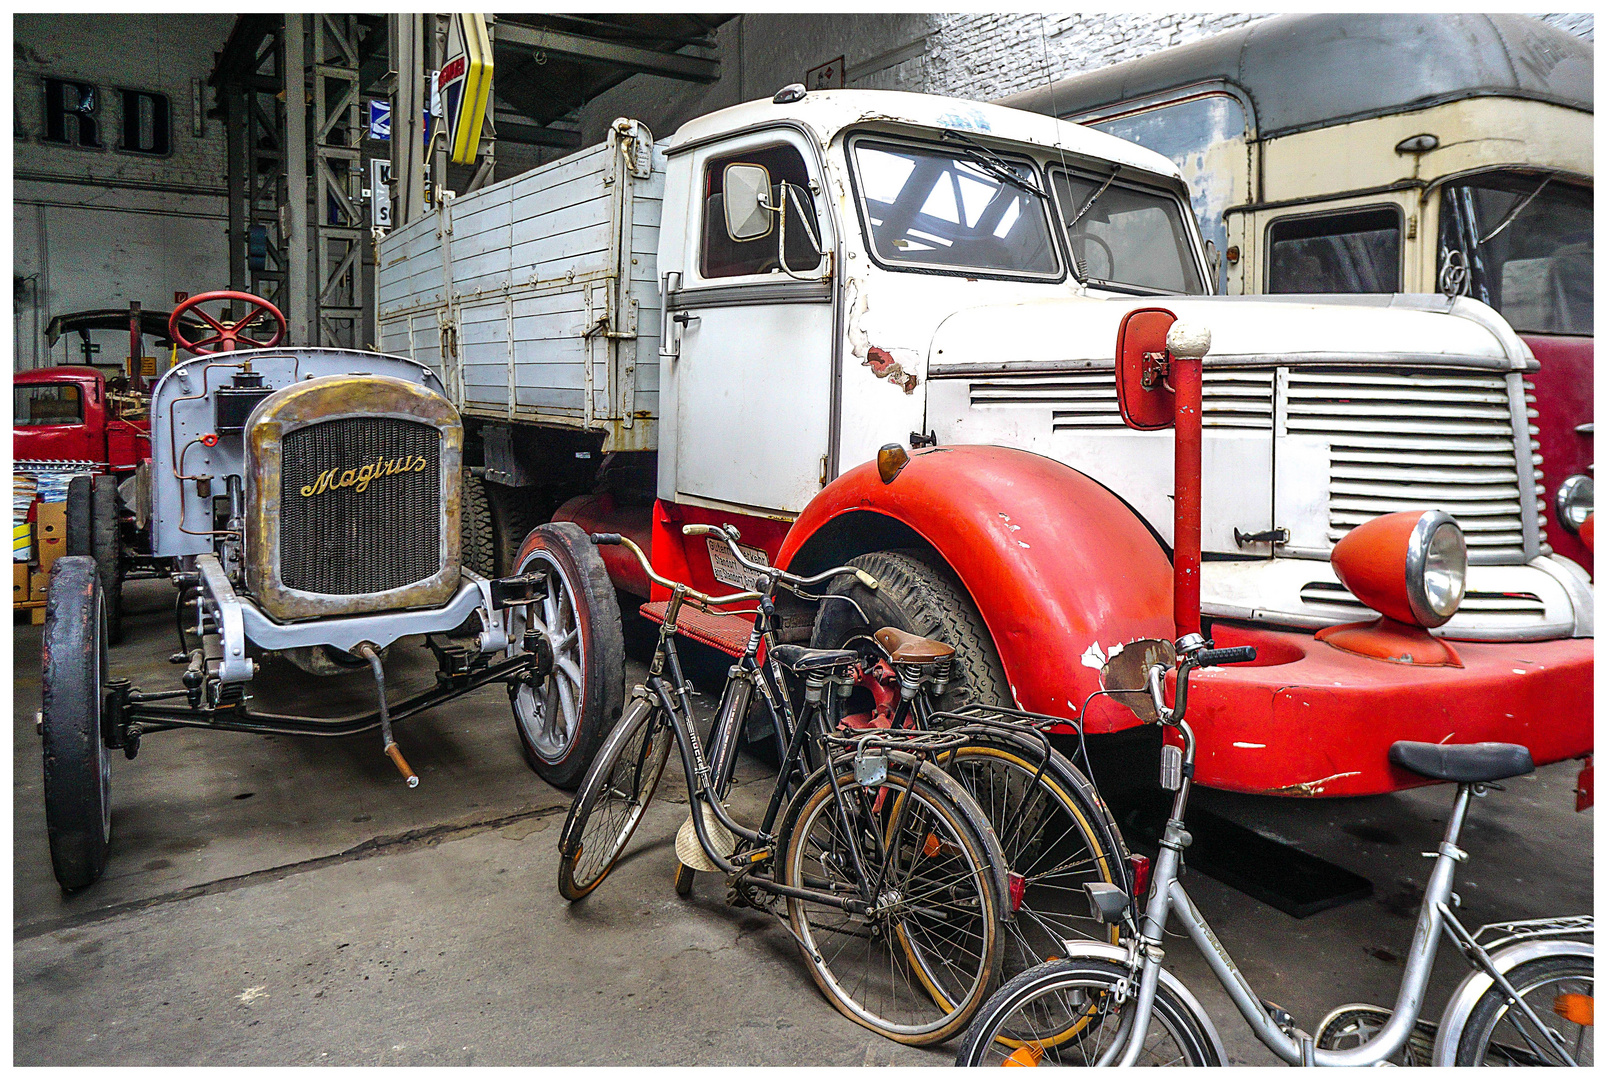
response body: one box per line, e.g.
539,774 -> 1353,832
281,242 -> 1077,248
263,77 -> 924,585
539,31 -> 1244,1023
168,290 -> 287,354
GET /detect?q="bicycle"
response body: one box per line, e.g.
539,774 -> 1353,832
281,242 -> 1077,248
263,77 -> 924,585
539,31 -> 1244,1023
556,525 -> 1010,1045
955,633 -> 1594,1067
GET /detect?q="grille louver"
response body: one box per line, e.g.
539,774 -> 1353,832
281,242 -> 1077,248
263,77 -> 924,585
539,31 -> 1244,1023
1287,370 -> 1545,561
967,370 -> 1272,431
279,418 -> 443,595
1299,580 -> 1547,621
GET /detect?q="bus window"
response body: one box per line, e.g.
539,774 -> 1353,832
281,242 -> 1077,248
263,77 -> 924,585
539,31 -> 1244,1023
1267,207 -> 1401,294
1439,173 -> 1592,335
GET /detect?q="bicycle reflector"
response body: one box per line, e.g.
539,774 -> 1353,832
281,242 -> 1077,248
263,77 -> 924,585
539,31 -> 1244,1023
1128,852 -> 1152,901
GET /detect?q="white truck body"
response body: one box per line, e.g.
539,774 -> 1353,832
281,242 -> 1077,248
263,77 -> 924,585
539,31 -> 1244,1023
375,90 -> 1590,644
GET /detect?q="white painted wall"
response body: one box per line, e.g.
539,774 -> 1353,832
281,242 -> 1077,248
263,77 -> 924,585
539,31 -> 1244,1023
13,13 -> 235,369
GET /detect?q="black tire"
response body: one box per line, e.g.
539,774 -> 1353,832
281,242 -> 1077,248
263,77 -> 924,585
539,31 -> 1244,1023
1454,953 -> 1594,1066
779,753 -> 1008,1046
461,468 -> 496,578
485,480 -> 540,577
938,734 -> 1131,980
955,958 -> 1218,1067
41,556 -> 112,892
812,549 -> 1010,712
65,475 -> 93,557
91,475 -> 124,645
508,522 -> 626,789
557,696 -> 673,900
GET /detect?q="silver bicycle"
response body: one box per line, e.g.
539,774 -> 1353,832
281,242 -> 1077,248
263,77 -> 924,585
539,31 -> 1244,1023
955,634 -> 1593,1067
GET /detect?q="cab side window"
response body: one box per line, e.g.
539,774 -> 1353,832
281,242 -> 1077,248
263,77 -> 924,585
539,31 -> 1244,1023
1267,207 -> 1401,293
701,143 -> 822,279
15,384 -> 83,426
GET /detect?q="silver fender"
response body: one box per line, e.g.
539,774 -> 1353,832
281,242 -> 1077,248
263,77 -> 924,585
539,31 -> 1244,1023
1431,937 -> 1594,1065
1054,939 -> 1230,1066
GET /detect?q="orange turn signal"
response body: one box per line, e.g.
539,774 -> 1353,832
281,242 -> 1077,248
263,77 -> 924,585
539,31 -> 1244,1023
877,443 -> 910,485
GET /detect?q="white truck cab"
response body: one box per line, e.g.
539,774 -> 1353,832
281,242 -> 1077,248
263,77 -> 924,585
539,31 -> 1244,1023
377,86 -> 1592,800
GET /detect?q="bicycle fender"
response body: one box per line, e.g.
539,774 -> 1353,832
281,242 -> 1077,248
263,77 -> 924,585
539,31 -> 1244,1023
1051,940 -> 1229,1066
1431,936 -> 1593,1065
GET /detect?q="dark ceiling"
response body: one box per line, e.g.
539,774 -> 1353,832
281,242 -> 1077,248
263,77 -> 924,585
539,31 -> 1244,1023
209,14 -> 734,147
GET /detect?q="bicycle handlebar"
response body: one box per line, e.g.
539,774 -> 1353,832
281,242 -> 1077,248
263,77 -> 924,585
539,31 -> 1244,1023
1195,646 -> 1256,667
589,529 -> 875,607
676,522 -> 880,592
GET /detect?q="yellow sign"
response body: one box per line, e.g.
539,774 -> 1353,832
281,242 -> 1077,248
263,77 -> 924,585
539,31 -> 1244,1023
438,14 -> 493,166
300,455 -> 429,498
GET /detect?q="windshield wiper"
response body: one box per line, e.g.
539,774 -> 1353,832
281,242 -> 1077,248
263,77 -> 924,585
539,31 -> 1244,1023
940,129 -> 1048,200
1478,175 -> 1552,245
1066,166 -> 1120,229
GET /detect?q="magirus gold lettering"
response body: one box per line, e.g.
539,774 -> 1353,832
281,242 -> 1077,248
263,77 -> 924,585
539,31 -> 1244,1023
300,454 -> 427,497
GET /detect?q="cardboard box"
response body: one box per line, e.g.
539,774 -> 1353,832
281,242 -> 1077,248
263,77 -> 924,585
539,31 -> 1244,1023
13,563 -> 27,603
31,567 -> 51,602
35,502 -> 67,574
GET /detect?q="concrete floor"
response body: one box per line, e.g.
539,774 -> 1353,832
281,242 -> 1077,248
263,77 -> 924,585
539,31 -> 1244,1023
13,577 -> 1593,1065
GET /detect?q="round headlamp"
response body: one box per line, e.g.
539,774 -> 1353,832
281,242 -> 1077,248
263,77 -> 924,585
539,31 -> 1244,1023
1555,474 -> 1593,534
1330,510 -> 1466,629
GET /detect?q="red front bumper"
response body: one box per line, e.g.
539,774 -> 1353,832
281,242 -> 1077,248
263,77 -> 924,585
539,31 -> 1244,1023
1178,626 -> 1594,797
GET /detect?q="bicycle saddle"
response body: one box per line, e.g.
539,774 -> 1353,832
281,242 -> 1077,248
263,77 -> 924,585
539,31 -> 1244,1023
1388,741 -> 1535,784
874,627 -> 955,664
769,644 -> 860,673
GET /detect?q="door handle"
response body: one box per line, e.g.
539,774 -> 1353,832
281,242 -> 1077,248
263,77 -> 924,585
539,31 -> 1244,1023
660,271 -> 682,360
672,311 -> 700,326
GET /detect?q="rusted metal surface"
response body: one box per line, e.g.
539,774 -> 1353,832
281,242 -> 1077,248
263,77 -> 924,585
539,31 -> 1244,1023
245,373 -> 463,621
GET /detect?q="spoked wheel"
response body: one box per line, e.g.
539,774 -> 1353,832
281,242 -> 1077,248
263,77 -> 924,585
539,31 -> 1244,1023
954,958 -> 1218,1067
40,556 -> 112,891
939,738 -> 1129,975
507,523 -> 625,790
1455,954 -> 1594,1066
557,696 -> 673,901
1315,1003 -> 1433,1064
780,755 -> 1006,1046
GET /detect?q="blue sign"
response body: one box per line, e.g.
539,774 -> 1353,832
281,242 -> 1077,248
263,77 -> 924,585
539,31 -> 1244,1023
368,99 -> 391,141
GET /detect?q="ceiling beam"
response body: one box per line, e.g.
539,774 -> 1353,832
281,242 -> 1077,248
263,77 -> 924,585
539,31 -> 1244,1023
493,115 -> 583,148
494,24 -> 720,84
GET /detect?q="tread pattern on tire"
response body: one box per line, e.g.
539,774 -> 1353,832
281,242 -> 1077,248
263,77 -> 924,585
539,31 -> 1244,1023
461,468 -> 497,578
41,556 -> 110,891
91,475 -> 123,644
817,549 -> 1011,711
1455,953 -> 1594,1066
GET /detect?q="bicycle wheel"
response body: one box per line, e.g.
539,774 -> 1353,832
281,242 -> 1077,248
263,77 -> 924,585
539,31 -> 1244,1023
939,737 -> 1129,972
557,696 -> 673,901
955,958 -> 1218,1067
780,754 -> 1007,1045
1454,953 -> 1594,1066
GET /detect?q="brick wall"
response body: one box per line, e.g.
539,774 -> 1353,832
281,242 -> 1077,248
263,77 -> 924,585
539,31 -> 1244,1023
578,12 -> 1593,143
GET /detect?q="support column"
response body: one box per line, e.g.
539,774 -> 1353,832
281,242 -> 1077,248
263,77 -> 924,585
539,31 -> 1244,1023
389,14 -> 426,227
284,13 -> 310,346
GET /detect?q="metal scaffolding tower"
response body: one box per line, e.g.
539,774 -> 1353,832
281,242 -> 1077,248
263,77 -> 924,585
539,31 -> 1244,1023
219,22 -> 288,316
306,15 -> 366,349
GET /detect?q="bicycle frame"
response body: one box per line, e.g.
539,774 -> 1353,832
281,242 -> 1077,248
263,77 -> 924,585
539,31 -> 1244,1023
642,579 -> 932,919
1107,662 -> 1580,1067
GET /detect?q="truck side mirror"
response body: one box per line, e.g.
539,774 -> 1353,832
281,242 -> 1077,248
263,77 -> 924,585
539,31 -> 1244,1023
1114,307 -> 1178,430
724,163 -> 773,241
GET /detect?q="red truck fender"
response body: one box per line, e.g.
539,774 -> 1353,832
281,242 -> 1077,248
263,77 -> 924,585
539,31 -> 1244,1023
777,444 -> 1174,731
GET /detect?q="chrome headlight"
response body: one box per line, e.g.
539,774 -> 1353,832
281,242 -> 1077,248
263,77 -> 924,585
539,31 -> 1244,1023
1555,474 -> 1594,533
1406,511 -> 1467,627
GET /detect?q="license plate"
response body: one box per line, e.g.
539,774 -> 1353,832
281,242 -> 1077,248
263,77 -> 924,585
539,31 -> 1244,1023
706,536 -> 770,590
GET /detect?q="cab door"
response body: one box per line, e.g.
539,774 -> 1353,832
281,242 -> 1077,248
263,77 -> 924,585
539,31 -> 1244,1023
665,129 -> 835,516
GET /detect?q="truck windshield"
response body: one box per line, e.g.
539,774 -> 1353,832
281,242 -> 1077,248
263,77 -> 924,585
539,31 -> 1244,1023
849,137 -> 1061,279
15,384 -> 83,426
1439,172 -> 1592,335
1049,168 -> 1205,294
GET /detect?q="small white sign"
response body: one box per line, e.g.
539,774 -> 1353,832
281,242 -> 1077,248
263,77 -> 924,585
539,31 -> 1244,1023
706,537 -> 770,590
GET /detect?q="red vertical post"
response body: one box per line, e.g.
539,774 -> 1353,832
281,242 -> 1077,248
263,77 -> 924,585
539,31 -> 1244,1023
1170,333 -> 1205,639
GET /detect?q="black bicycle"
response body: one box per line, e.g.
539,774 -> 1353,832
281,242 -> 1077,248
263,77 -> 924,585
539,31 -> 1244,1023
557,526 -> 1010,1045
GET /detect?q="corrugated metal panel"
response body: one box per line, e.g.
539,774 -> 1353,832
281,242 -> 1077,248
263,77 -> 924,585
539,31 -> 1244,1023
1286,368 -> 1546,560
